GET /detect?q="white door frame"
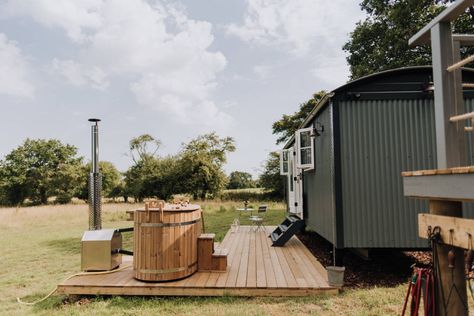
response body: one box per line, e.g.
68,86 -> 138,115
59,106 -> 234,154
288,147 -> 303,218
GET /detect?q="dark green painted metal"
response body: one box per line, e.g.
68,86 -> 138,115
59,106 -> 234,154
302,104 -> 337,244
338,98 -> 436,248
292,67 -> 474,249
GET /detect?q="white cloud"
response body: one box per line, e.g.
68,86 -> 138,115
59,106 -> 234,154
0,33 -> 34,98
1,0 -> 230,127
227,0 -> 364,86
131,73 -> 232,129
1,0 -> 102,43
227,0 -> 360,56
52,59 -> 109,90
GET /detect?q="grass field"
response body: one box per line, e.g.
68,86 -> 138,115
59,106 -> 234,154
1,201 -> 411,315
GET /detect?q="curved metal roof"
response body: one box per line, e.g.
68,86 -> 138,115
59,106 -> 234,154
283,66 -> 474,149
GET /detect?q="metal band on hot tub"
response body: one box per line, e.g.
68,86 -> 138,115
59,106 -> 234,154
138,218 -> 201,228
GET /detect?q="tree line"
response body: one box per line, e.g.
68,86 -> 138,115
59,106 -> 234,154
0,132 -> 283,206
269,1 -> 474,201
273,1 -> 474,145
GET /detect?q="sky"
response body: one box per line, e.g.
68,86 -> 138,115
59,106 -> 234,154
0,0 -> 365,177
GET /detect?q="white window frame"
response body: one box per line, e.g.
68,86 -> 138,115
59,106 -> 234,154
295,127 -> 314,170
279,149 -> 290,175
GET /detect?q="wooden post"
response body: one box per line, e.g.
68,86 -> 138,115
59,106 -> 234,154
429,200 -> 467,316
430,20 -> 468,316
431,22 -> 465,168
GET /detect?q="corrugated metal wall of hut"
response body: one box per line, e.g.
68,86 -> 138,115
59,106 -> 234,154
338,97 -> 474,249
303,104 -> 337,245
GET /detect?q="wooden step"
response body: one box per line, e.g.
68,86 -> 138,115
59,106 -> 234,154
198,233 -> 215,270
198,233 -> 215,240
197,233 -> 227,272
211,248 -> 228,271
213,248 -> 228,257
271,216 -> 304,246
126,210 -> 134,221
270,232 -> 280,242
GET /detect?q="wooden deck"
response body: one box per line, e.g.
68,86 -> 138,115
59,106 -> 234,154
57,226 -> 337,297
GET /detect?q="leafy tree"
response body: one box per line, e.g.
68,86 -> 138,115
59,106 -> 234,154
344,0 -> 474,79
0,139 -> 82,205
227,171 -> 255,189
123,132 -> 235,201
52,162 -> 84,204
177,133 -> 235,200
143,157 -> 181,200
129,134 -> 161,163
123,158 -> 156,202
76,161 -> 122,201
272,91 -> 326,145
123,134 -> 163,201
259,152 -> 285,199
123,156 -> 181,202
108,180 -> 126,201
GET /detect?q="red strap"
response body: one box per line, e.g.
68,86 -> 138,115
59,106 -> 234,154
402,268 -> 436,316
410,270 -> 422,316
401,279 -> 413,316
424,272 -> 431,316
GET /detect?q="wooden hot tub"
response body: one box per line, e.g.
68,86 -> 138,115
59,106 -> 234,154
133,203 -> 202,281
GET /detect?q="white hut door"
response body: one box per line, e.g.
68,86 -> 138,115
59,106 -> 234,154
288,149 -> 303,217
288,154 -> 295,213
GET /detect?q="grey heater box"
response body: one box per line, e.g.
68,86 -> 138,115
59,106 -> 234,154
81,229 -> 122,271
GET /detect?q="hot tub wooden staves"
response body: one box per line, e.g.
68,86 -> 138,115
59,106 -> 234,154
133,203 -> 202,281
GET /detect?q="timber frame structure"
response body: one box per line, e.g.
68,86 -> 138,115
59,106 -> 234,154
403,1 -> 474,315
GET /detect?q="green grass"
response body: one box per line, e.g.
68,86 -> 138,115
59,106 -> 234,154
0,201 -> 411,315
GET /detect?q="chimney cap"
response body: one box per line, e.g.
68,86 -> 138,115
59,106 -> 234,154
88,118 -> 101,122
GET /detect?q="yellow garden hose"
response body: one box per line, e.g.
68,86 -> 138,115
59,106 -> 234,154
17,263 -> 132,305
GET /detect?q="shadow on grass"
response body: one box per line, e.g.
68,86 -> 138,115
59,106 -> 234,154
42,294 -> 327,310
32,292 -> 338,313
43,237 -> 81,255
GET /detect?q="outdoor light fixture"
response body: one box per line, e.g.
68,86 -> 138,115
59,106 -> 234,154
310,122 -> 324,138
422,82 -> 435,93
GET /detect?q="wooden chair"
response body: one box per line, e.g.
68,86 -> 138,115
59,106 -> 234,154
249,205 -> 268,232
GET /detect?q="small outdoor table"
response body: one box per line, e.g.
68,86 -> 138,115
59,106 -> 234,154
234,208 -> 254,227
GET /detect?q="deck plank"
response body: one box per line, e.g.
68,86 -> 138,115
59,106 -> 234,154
57,226 -> 336,297
234,226 -> 250,287
281,240 -> 307,287
255,229 -> 267,288
259,229 -> 277,288
274,245 -> 299,288
297,240 -> 329,286
265,230 -> 288,288
204,272 -> 220,288
246,229 -> 257,288
286,239 -> 318,287
224,225 -> 247,287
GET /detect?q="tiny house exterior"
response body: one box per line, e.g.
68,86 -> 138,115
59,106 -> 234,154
281,66 -> 474,251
